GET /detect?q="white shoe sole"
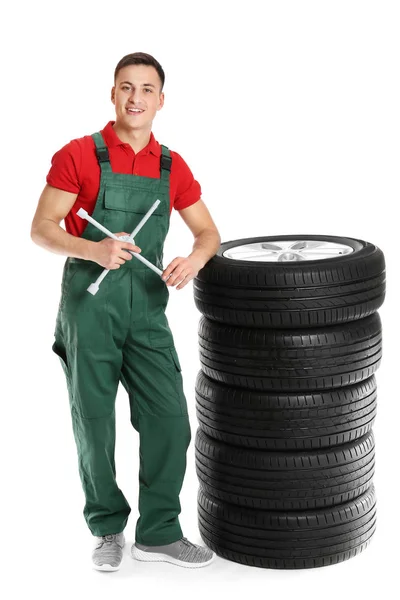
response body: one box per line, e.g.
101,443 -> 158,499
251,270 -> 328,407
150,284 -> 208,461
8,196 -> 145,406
131,545 -> 216,568
92,562 -> 121,572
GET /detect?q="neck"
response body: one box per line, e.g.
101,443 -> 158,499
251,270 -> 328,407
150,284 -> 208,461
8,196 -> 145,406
112,121 -> 152,153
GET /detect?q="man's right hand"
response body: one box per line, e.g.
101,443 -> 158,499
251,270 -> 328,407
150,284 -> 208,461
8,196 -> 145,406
89,232 -> 142,269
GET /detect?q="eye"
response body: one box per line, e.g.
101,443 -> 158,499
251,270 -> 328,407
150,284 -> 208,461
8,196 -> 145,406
144,88 -> 152,93
122,85 -> 130,91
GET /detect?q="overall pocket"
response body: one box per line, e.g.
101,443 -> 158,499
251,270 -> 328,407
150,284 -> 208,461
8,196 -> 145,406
59,262 -> 80,311
169,346 -> 189,416
169,346 -> 182,371
51,338 -> 74,401
102,186 -> 166,258
52,339 -> 68,368
103,185 -> 166,215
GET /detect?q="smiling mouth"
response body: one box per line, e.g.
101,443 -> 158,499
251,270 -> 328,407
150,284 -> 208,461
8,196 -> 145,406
126,108 -> 144,115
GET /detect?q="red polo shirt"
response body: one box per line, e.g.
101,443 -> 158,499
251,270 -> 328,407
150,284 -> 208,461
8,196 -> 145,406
46,121 -> 202,237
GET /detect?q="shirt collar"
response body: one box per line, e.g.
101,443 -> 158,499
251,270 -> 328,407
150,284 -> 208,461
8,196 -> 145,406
100,120 -> 161,156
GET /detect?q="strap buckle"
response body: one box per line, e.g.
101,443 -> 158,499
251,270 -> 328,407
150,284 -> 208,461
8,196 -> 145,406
160,154 -> 172,172
96,148 -> 110,163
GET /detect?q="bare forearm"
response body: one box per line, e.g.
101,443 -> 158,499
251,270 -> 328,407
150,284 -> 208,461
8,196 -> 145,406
31,219 -> 95,260
189,228 -> 221,269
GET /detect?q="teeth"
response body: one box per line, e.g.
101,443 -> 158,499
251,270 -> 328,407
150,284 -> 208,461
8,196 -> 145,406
128,108 -> 143,112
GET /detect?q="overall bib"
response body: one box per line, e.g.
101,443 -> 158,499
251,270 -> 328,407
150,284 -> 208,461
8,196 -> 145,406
52,132 -> 191,545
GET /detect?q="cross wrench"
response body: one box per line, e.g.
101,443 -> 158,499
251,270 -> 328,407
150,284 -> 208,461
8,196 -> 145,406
76,200 -> 164,295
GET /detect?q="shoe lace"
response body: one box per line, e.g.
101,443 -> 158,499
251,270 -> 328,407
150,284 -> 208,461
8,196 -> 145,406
101,534 -> 116,543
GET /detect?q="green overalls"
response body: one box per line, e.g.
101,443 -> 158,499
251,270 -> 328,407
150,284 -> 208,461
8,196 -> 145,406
52,131 -> 191,545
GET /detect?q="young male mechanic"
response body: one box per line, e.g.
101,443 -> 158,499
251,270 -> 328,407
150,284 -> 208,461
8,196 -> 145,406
30,52 -> 221,571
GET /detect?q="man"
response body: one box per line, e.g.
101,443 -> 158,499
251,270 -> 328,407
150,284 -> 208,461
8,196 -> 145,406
30,52 -> 221,571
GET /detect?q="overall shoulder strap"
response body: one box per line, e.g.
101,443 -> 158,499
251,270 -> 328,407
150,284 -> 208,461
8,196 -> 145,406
160,145 -> 172,182
91,132 -> 112,174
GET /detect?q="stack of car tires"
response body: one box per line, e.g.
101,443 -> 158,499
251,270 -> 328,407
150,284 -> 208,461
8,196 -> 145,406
193,234 -> 385,569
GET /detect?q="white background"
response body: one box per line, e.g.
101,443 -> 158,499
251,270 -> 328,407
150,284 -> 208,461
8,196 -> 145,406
2,0 -> 399,598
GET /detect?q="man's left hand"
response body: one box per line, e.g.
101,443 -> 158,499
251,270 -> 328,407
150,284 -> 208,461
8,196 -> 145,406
161,256 -> 204,290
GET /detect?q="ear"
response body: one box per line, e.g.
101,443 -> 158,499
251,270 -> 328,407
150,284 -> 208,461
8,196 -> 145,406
158,92 -> 165,110
111,86 -> 115,105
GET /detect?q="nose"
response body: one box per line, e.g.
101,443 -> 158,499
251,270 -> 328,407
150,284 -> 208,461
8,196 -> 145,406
129,88 -> 142,105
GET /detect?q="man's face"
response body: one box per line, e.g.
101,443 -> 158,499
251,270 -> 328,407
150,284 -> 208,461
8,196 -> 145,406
111,64 -> 164,130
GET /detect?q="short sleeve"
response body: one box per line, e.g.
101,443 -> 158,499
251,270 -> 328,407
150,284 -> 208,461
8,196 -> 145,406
46,140 -> 82,193
172,152 -> 201,211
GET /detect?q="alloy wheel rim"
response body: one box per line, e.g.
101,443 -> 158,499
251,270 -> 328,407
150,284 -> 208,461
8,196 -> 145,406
222,239 -> 354,262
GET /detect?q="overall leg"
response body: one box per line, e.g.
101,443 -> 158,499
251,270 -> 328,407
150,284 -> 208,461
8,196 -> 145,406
52,262 -> 132,536
119,271 -> 191,545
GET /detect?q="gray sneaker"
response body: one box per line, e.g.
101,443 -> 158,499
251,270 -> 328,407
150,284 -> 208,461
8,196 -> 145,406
92,532 -> 125,571
131,536 -> 215,568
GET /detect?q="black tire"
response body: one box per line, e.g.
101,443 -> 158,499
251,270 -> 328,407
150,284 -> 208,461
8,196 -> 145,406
199,313 -> 382,391
195,371 -> 377,450
198,485 -> 376,569
194,235 -> 385,328
195,428 -> 375,510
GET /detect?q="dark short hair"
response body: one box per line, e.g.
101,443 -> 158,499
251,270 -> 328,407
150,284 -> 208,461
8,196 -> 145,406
114,52 -> 165,92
